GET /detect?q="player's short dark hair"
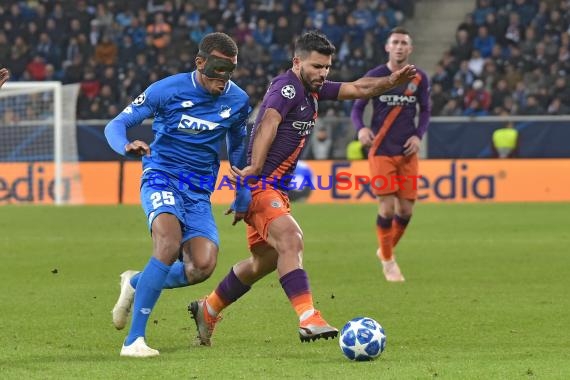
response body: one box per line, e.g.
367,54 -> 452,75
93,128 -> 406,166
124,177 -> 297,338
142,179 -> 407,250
294,31 -> 336,57
199,32 -> 238,57
387,27 -> 413,44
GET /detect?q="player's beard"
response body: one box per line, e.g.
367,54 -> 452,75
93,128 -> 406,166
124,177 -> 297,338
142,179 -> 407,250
300,67 -> 323,92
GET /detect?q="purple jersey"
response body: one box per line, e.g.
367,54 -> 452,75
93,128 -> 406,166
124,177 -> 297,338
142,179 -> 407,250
248,70 -> 341,188
351,64 -> 431,156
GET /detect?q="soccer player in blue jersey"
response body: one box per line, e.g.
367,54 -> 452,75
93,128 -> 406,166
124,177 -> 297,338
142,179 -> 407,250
104,32 -> 251,357
351,27 -> 431,282
188,31 -> 416,345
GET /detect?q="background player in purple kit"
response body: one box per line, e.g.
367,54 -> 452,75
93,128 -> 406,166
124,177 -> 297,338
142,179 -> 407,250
351,27 -> 431,282
189,31 -> 416,345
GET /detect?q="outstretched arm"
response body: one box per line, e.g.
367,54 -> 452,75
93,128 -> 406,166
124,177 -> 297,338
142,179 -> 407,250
337,65 -> 417,100
0,68 -> 9,89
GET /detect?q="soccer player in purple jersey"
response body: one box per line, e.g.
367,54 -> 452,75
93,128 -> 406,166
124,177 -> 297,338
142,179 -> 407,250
189,31 -> 416,344
351,27 -> 431,282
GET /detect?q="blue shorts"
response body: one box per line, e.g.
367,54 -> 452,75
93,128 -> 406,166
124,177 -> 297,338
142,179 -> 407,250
140,170 -> 219,247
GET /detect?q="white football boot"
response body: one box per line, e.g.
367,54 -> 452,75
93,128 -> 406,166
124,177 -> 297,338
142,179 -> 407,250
112,270 -> 139,329
377,250 -> 405,282
120,337 -> 159,357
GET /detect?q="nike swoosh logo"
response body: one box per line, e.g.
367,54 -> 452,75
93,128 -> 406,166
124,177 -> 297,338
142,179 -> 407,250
301,106 -> 308,111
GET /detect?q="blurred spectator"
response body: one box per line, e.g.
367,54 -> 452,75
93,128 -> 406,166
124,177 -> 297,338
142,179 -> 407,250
35,32 -> 61,69
80,68 -> 101,100
25,54 -> 47,81
504,12 -> 523,44
473,25 -> 495,58
190,19 -> 213,45
430,83 -> 449,116
520,26 -> 538,56
451,29 -> 473,62
519,94 -> 545,115
146,12 -> 172,50
501,96 -> 518,115
483,11 -> 503,43
512,0 -> 536,26
203,0 -> 223,28
307,126 -> 333,160
547,97 -> 570,115
473,0 -> 495,26
551,77 -> 570,105
0,32 -> 11,64
322,15 -> 344,48
454,60 -> 476,88
440,99 -> 463,116
464,79 -> 491,112
94,34 -> 118,66
431,62 -> 453,91
492,121 -> 519,158
467,49 -> 485,76
252,18 -> 273,50
233,21 -> 252,45
125,17 -> 147,50
311,1 -> 330,30
182,3 -> 201,30
240,34 -> 267,66
457,12 -> 477,41
490,79 -> 511,112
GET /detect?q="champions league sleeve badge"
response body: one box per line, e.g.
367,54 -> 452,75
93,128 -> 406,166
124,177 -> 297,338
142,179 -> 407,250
132,92 -> 146,106
281,84 -> 296,99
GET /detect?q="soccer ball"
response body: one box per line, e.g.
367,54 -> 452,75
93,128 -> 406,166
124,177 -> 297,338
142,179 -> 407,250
339,317 -> 386,361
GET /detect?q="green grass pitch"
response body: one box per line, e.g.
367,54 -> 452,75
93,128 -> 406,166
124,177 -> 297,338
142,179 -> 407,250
1,203 -> 569,379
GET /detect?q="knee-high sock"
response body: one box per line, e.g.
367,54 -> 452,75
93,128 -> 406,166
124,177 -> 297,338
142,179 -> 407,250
280,268 -> 314,321
130,260 -> 189,289
205,268 -> 251,317
376,215 -> 394,261
392,215 -> 411,248
125,257 -> 170,345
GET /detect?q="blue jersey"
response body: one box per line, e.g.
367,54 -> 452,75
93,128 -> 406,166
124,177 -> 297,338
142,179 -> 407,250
105,71 -> 250,193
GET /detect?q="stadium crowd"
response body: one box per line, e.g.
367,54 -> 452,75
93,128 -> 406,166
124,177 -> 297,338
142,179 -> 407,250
1,0 -> 569,158
0,0 -> 414,121
432,0 -> 570,116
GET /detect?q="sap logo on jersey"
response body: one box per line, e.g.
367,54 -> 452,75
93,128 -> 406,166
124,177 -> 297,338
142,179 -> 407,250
178,114 -> 219,134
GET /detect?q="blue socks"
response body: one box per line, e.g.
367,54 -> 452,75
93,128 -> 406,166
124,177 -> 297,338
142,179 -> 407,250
163,261 -> 190,289
130,261 -> 189,289
125,257 -> 170,346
